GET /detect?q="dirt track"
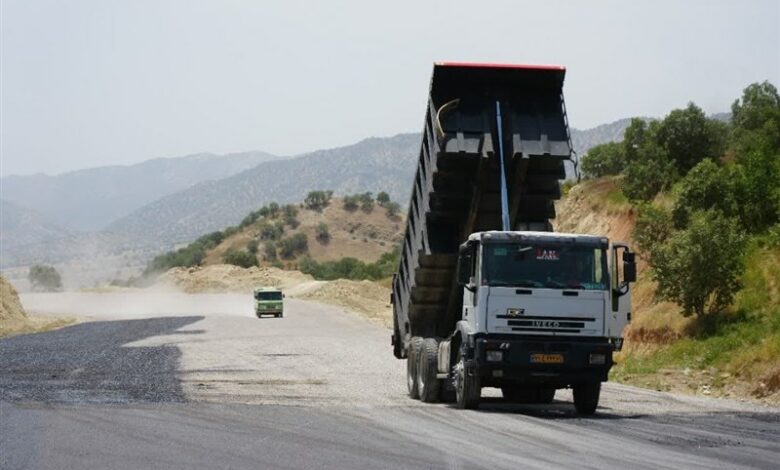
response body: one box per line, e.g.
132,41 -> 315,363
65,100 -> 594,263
1,292 -> 779,469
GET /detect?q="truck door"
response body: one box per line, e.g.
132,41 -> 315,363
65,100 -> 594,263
608,243 -> 635,346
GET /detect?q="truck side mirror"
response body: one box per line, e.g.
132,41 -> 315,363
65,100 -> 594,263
623,252 -> 636,283
466,276 -> 477,292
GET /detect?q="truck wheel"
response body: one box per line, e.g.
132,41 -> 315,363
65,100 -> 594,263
453,352 -> 480,409
417,338 -> 440,403
573,382 -> 601,415
407,337 -> 424,399
536,387 -> 555,404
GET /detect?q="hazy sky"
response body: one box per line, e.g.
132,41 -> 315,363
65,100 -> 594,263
1,0 -> 778,177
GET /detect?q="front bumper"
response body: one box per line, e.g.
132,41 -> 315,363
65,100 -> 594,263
472,335 -> 615,387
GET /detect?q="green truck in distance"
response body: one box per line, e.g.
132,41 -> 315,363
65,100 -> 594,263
254,287 -> 284,318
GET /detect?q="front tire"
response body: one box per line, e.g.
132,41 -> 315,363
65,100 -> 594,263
453,350 -> 480,409
417,338 -> 440,403
573,382 -> 601,415
406,337 -> 424,399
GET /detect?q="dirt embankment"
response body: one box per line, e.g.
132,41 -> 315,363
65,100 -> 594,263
1,275 -> 74,337
156,264 -> 392,327
1,275 -> 29,335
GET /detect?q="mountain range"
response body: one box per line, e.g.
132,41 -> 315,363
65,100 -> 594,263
1,119 -> 639,285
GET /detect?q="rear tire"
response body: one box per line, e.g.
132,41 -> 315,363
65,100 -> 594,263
417,338 -> 440,403
573,382 -> 601,415
453,349 -> 480,409
406,337 -> 424,399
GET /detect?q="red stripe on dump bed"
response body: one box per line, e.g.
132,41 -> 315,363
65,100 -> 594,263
435,61 -> 565,71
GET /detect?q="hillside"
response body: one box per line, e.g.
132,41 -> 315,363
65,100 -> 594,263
107,134 -> 420,247
555,177 -> 779,405
202,197 -> 404,267
1,150 -> 279,232
0,199 -> 72,250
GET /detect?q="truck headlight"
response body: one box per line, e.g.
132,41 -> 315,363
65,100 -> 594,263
486,350 -> 503,362
589,353 -> 606,365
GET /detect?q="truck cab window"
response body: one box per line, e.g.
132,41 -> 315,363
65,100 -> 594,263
482,243 -> 608,290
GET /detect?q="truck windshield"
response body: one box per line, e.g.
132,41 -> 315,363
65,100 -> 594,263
482,243 -> 607,290
255,292 -> 282,301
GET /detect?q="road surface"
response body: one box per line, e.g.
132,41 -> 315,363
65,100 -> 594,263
2,292 -> 778,469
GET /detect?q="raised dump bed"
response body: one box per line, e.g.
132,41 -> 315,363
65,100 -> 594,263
392,62 -> 573,358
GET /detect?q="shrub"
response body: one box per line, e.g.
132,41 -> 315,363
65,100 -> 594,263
285,215 -> 300,229
343,195 -> 359,212
651,210 -> 746,317
385,201 -> 401,218
264,241 -> 277,261
259,222 -> 284,241
358,192 -> 374,212
282,204 -> 298,218
278,233 -> 308,259
299,246 -> 400,281
315,223 -> 330,244
223,249 -> 258,268
28,264 -> 62,292
247,239 -> 259,254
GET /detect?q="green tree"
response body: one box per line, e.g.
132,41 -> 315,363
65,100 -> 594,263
651,210 -> 745,317
731,81 -> 780,152
376,191 -> 390,206
655,103 -> 726,173
28,264 -> 62,292
267,202 -> 280,218
672,159 -> 737,228
223,249 -> 258,268
621,142 -> 677,201
632,203 -> 674,263
305,190 -> 333,211
580,142 -> 626,178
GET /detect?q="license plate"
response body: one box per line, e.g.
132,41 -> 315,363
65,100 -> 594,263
530,353 -> 564,364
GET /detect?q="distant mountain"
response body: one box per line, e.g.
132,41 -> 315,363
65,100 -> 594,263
107,134 -> 420,246
570,118 -> 635,157
0,199 -> 72,250
0,151 -> 279,232
0,120 -> 651,284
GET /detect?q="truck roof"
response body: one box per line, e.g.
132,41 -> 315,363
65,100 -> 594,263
254,286 -> 281,292
467,231 -> 609,246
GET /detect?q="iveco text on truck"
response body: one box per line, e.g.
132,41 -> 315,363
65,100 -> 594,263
391,63 -> 636,414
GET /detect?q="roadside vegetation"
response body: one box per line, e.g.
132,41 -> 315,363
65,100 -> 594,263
299,246 -> 400,281
27,264 -> 63,292
144,190 -> 403,278
578,81 -> 780,401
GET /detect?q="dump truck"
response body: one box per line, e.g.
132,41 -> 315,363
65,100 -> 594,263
391,62 -> 637,414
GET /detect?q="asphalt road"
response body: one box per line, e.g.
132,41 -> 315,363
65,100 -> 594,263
2,292 -> 779,469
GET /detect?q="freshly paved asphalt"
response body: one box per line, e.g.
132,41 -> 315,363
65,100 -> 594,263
1,293 -> 778,469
